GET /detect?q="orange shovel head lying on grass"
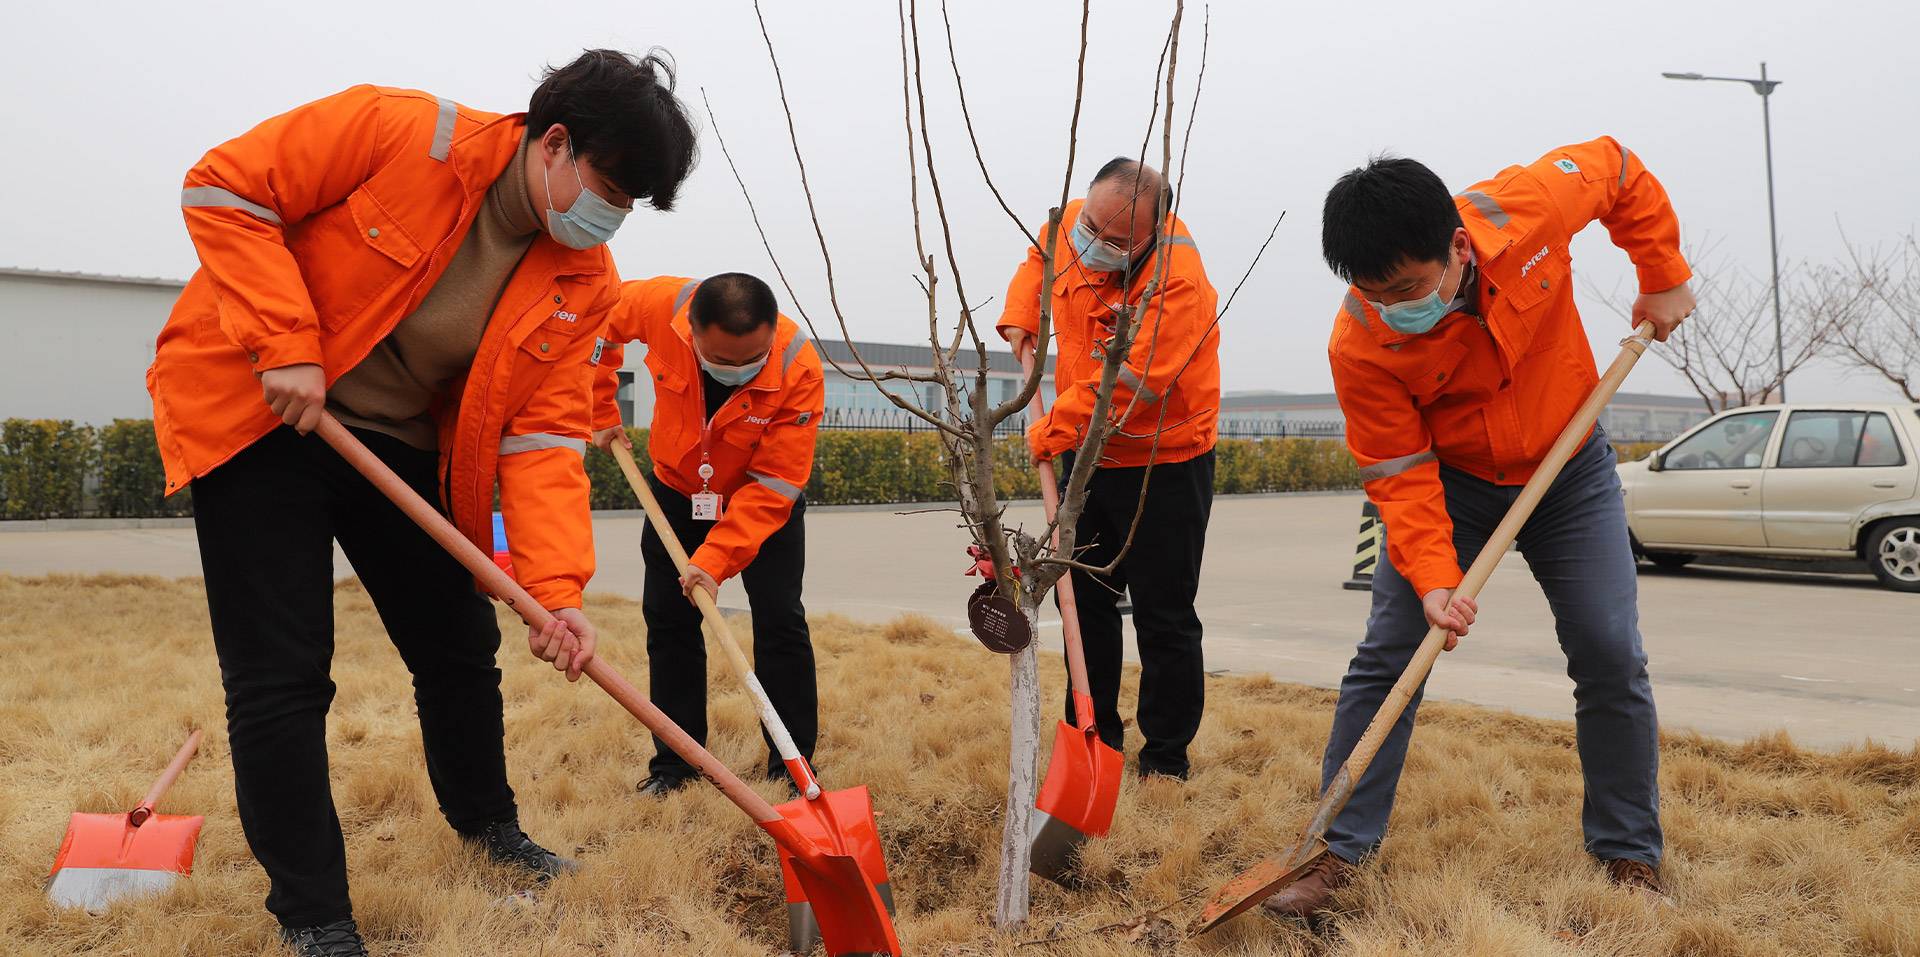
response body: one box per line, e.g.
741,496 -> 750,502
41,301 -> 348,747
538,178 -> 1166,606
47,730 -> 205,913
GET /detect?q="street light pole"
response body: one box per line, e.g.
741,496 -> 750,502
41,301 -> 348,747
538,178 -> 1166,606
1662,63 -> 1787,401
1758,62 -> 1784,401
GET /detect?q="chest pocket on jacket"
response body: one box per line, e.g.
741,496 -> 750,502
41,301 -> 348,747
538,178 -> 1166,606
310,188 -> 424,331
718,397 -> 769,450
1399,339 -> 1471,408
1496,242 -> 1571,357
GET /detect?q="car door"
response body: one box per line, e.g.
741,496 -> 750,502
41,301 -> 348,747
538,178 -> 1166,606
1631,409 -> 1780,547
1762,410 -> 1918,549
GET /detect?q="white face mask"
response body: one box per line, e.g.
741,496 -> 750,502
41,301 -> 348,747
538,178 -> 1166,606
543,145 -> 628,250
696,344 -> 769,387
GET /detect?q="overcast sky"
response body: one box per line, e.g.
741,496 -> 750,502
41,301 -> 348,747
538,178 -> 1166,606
4,0 -> 1917,403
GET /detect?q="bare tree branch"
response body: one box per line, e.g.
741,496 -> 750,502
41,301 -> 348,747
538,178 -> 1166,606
1589,243 -> 1839,411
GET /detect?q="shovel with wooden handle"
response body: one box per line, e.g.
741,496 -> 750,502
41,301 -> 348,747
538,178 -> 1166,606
606,440 -> 895,955
1191,322 -> 1658,934
1017,346 -> 1126,886
314,414 -> 901,957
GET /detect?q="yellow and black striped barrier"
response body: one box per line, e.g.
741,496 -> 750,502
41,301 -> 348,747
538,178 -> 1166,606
1343,500 -> 1383,591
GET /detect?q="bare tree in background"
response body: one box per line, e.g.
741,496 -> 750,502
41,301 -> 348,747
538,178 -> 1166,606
1830,230 -> 1920,402
1594,246 -> 1841,412
709,0 -> 1274,928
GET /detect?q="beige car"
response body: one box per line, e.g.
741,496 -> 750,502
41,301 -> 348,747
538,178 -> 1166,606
1617,403 -> 1920,591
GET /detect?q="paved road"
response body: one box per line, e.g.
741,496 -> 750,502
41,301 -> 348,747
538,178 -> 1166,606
4,493 -> 1913,749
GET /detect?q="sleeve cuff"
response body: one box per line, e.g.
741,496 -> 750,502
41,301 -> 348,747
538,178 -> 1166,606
997,319 -> 1038,343
523,578 -> 584,611
1636,256 -> 1693,294
1406,561 -> 1464,598
689,544 -> 740,584
247,330 -> 326,372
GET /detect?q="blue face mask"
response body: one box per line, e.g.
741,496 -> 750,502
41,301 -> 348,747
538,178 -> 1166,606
1071,222 -> 1133,273
1366,254 -> 1464,335
543,146 -> 629,250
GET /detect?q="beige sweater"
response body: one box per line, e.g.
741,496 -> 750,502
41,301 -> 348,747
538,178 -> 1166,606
329,136 -> 542,449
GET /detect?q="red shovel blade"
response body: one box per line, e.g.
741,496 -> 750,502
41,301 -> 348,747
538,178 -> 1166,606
46,811 -> 204,912
768,786 -> 899,956
1188,836 -> 1329,934
1030,700 -> 1124,885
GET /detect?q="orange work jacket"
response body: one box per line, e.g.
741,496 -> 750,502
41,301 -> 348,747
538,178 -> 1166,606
149,84 -> 618,609
996,199 -> 1220,467
592,276 -> 824,583
1330,137 -> 1693,596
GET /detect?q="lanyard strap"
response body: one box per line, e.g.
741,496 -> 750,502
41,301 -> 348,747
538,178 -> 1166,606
693,367 -> 716,492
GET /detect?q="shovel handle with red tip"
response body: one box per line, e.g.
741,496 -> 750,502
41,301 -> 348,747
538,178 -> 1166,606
129,729 -> 202,827
606,441 -> 823,801
312,414 -> 789,830
1018,346 -> 1097,727
1192,322 -> 1658,934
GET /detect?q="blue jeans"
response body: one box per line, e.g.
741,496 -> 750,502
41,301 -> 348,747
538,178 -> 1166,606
1322,429 -> 1662,866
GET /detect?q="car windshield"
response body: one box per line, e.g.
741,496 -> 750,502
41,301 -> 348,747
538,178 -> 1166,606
1663,410 -> 1780,470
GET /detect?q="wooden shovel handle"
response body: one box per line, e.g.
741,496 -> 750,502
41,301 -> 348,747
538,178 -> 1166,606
605,441 -> 821,799
129,728 -> 202,825
312,414 -> 784,825
1019,347 -> 1096,716
1321,322 -> 1656,812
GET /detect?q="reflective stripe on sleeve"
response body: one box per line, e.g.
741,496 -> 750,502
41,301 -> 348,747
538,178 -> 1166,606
782,326 -> 811,372
747,470 -> 802,500
500,433 -> 587,456
1617,142 -> 1633,188
673,279 -> 700,314
1462,191 -> 1509,228
1116,365 -> 1159,403
429,97 -> 457,161
180,186 -> 283,225
1357,449 -> 1437,482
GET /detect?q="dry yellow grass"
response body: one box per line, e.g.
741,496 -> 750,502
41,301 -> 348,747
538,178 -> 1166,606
1,575 -> 1916,956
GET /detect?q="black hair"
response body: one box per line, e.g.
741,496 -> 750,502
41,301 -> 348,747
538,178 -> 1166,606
689,273 -> 779,335
1089,157 -> 1175,217
1320,155 -> 1463,285
528,49 -> 699,211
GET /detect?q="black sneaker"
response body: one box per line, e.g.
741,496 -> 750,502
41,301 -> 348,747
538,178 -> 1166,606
636,772 -> 694,798
461,819 -> 580,880
280,919 -> 368,957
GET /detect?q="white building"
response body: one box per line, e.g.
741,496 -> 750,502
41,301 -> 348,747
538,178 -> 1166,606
0,268 -> 1054,432
0,268 -> 186,423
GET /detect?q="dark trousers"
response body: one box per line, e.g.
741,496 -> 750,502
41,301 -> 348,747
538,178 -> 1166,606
641,476 -> 816,780
1322,429 -> 1662,865
1058,449 -> 1214,776
192,427 -> 515,927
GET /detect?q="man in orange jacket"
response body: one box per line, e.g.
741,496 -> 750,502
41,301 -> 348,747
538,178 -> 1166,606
999,158 -> 1221,779
149,52 -> 696,956
591,273 -> 825,796
1262,139 -> 1695,919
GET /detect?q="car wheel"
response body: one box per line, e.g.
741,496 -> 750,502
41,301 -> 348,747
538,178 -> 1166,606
1867,519 -> 1920,593
1646,551 -> 1696,571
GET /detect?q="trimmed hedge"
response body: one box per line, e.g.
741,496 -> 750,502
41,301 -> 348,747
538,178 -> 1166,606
1,416 -> 1667,520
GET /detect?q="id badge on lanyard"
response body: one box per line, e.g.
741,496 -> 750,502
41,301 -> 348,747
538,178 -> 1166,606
693,378 -> 724,522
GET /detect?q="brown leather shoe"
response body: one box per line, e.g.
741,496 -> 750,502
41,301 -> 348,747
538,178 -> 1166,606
1257,852 -> 1356,919
1604,858 -> 1674,905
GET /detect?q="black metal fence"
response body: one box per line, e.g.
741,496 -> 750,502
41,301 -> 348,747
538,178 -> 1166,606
817,409 -> 1351,440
